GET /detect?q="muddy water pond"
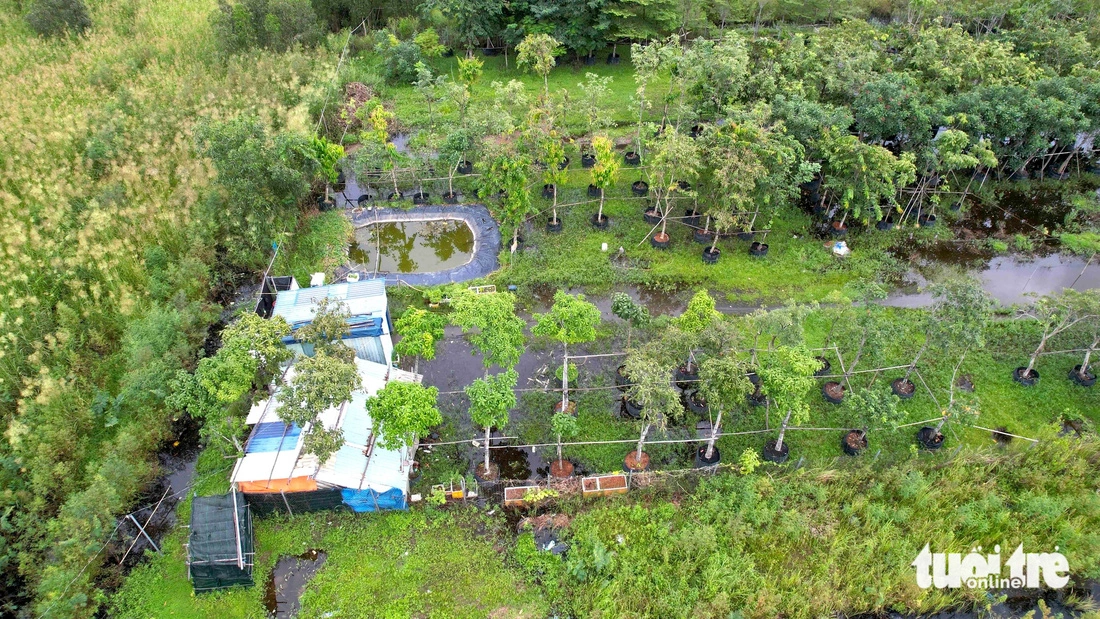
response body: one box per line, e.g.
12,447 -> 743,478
263,549 -> 327,618
349,220 -> 474,274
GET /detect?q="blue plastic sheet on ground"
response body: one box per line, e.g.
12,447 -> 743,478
341,487 -> 407,512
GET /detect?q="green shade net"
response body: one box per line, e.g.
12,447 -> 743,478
188,490 -> 254,592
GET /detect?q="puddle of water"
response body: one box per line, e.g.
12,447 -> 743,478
349,220 -> 474,274
958,187 -> 1072,238
491,446 -> 538,481
263,549 -> 327,619
888,253 -> 1097,307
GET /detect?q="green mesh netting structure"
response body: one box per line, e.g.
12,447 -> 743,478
188,490 -> 255,592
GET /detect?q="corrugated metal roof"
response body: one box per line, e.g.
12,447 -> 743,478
272,279 -> 388,324
234,357 -> 421,495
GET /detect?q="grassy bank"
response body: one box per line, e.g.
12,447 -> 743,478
112,435 -> 1100,618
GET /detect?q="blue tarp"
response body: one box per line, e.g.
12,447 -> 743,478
340,487 -> 407,512
246,422 -> 301,453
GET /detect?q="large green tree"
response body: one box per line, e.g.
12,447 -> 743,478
467,369 -> 518,476
450,291 -> 526,377
367,381 -> 442,453
393,308 -> 446,375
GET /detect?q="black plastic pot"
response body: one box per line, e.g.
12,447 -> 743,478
588,184 -> 600,198
762,439 -> 790,463
950,200 -> 963,212
581,153 -> 596,168
841,430 -> 868,456
747,371 -> 761,386
457,160 -> 473,174
677,180 -> 692,192
631,180 -> 649,196
643,209 -> 662,225
749,242 -> 769,257
546,218 -> 563,233
542,184 -> 556,199
442,191 -> 460,204
615,365 -> 631,392
822,381 -> 845,404
675,364 -> 699,390
689,125 -> 704,139
918,213 -> 937,227
357,193 -> 373,206
876,218 -> 895,231
684,209 -> 701,227
388,191 -> 403,201
694,229 -> 715,244
830,222 -> 848,238
1069,365 -> 1096,387
1013,366 -> 1039,386
318,197 -> 337,211
650,234 -> 670,249
748,386 -> 766,407
622,397 -> 642,419
702,247 -> 720,264
892,377 -> 916,400
412,192 -> 430,205
813,356 -> 831,377
591,213 -> 610,230
1009,168 -> 1029,182
583,54 -> 597,66
737,230 -> 754,242
917,426 -> 944,450
683,390 -> 708,416
624,151 -> 640,166
695,445 -> 720,467
558,157 -> 570,171
482,47 -> 500,56
607,52 -> 621,65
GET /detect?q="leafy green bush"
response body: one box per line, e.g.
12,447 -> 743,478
209,0 -> 322,55
25,0 -> 91,38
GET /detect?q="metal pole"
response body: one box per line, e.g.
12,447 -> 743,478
126,514 -> 161,555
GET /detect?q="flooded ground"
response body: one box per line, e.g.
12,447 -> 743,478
349,220 -> 474,274
263,549 -> 327,618
888,251 -> 1097,307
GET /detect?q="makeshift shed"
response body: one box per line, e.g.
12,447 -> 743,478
187,490 -> 254,592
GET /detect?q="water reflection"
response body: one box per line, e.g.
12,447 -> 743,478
349,220 -> 474,274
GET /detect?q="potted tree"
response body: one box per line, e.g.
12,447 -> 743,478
516,33 -> 563,100
611,293 -> 650,390
366,381 -> 443,470
478,148 -> 534,255
696,355 -> 753,467
1071,308 -> 1100,387
698,124 -> 766,263
672,290 -> 720,389
758,345 -> 819,463
1014,290 -> 1099,386
535,130 -> 568,233
393,307 -> 447,375
645,128 -> 699,249
449,290 -> 526,380
893,278 -> 992,399
819,129 -> 916,236
622,344 -> 683,471
590,134 -> 619,229
822,282 -> 889,405
532,291 -> 601,416
466,369 -> 518,481
549,411 -> 579,478
917,355 -> 980,450
841,389 -> 903,456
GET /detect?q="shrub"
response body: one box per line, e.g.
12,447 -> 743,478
25,0 -> 92,38
210,0 -> 322,56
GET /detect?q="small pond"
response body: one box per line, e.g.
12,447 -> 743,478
349,220 -> 474,274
